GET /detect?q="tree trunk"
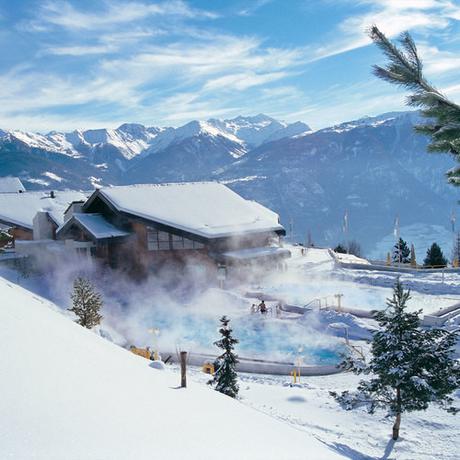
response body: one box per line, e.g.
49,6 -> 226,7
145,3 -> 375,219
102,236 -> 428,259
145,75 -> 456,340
392,387 -> 402,440
392,412 -> 401,440
180,351 -> 187,388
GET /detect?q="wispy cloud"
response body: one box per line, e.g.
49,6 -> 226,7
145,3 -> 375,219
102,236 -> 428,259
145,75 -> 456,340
418,43 -> 460,75
1,0 -> 459,131
203,71 -> 289,92
42,28 -> 163,56
0,21 -> 307,130
238,0 -> 273,17
34,0 -> 217,31
313,0 -> 456,61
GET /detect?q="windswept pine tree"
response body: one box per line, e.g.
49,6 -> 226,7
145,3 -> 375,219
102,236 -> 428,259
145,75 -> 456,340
332,279 -> 460,440
370,26 -> 460,185
68,277 -> 103,329
208,316 -> 239,398
393,238 -> 410,264
424,242 -> 448,268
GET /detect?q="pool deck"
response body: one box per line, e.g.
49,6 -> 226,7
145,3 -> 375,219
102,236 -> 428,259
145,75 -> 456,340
160,350 -> 343,376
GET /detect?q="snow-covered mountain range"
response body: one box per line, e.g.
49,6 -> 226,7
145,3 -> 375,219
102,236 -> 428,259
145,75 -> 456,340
0,114 -> 310,162
0,111 -> 457,255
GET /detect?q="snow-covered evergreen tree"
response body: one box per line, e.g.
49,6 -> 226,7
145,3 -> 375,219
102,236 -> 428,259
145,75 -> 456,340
393,238 -> 410,264
424,242 -> 448,268
208,316 -> 239,398
333,279 -> 460,440
68,277 -> 103,329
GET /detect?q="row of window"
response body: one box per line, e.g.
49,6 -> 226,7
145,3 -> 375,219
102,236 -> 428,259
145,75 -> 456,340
147,228 -> 204,251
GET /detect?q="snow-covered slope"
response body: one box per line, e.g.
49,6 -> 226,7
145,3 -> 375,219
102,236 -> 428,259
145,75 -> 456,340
0,276 -> 343,460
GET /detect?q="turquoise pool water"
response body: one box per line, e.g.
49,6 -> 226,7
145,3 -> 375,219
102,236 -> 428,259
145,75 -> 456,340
151,312 -> 343,365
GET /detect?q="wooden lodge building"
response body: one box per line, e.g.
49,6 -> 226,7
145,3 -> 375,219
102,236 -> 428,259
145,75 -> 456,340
56,182 -> 290,279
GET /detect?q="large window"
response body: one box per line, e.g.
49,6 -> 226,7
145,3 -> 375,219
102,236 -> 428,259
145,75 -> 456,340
147,227 -> 204,251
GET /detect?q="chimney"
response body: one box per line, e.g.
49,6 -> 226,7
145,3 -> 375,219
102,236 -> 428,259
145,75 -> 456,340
33,212 -> 54,240
64,201 -> 84,221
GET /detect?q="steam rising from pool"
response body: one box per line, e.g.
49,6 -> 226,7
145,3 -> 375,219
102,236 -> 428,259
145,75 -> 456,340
3,249 -> 357,365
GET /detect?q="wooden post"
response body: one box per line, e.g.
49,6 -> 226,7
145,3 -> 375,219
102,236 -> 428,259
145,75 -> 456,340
180,351 -> 187,388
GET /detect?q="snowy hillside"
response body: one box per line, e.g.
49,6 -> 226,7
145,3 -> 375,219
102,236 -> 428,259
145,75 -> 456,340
0,275 -> 343,460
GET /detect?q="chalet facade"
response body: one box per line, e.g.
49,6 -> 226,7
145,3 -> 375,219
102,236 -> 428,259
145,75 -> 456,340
56,182 -> 290,279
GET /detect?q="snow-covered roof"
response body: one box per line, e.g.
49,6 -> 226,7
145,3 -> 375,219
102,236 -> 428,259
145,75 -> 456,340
0,177 -> 25,193
221,246 -> 291,261
57,213 -> 131,240
0,191 -> 88,229
89,182 -> 284,239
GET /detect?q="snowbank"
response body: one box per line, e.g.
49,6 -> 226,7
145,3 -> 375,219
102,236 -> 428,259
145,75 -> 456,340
0,276 -> 343,460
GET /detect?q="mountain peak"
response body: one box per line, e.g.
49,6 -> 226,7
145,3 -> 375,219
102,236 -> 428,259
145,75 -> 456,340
320,110 -> 420,134
230,113 -> 277,124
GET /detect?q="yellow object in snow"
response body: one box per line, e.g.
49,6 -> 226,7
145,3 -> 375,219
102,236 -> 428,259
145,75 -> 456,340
202,362 -> 215,374
129,346 -> 151,360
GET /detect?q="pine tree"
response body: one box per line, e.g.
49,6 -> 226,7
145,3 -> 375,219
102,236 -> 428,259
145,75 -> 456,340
370,26 -> 460,185
424,242 -> 448,268
393,238 -> 410,264
208,316 -> 239,398
410,244 -> 416,268
333,279 -> 460,440
334,244 -> 347,254
68,277 -> 103,329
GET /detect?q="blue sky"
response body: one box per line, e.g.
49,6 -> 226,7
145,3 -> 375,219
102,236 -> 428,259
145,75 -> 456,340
0,0 -> 459,132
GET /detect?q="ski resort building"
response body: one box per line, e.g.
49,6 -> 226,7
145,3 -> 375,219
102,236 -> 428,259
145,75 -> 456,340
0,190 -> 88,241
56,182 -> 290,279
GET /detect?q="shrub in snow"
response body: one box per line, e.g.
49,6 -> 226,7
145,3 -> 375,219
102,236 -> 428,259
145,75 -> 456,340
332,279 -> 460,441
68,277 -> 103,329
208,316 -> 239,398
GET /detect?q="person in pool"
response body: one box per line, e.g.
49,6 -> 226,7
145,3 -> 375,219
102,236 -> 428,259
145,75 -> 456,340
259,300 -> 267,314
